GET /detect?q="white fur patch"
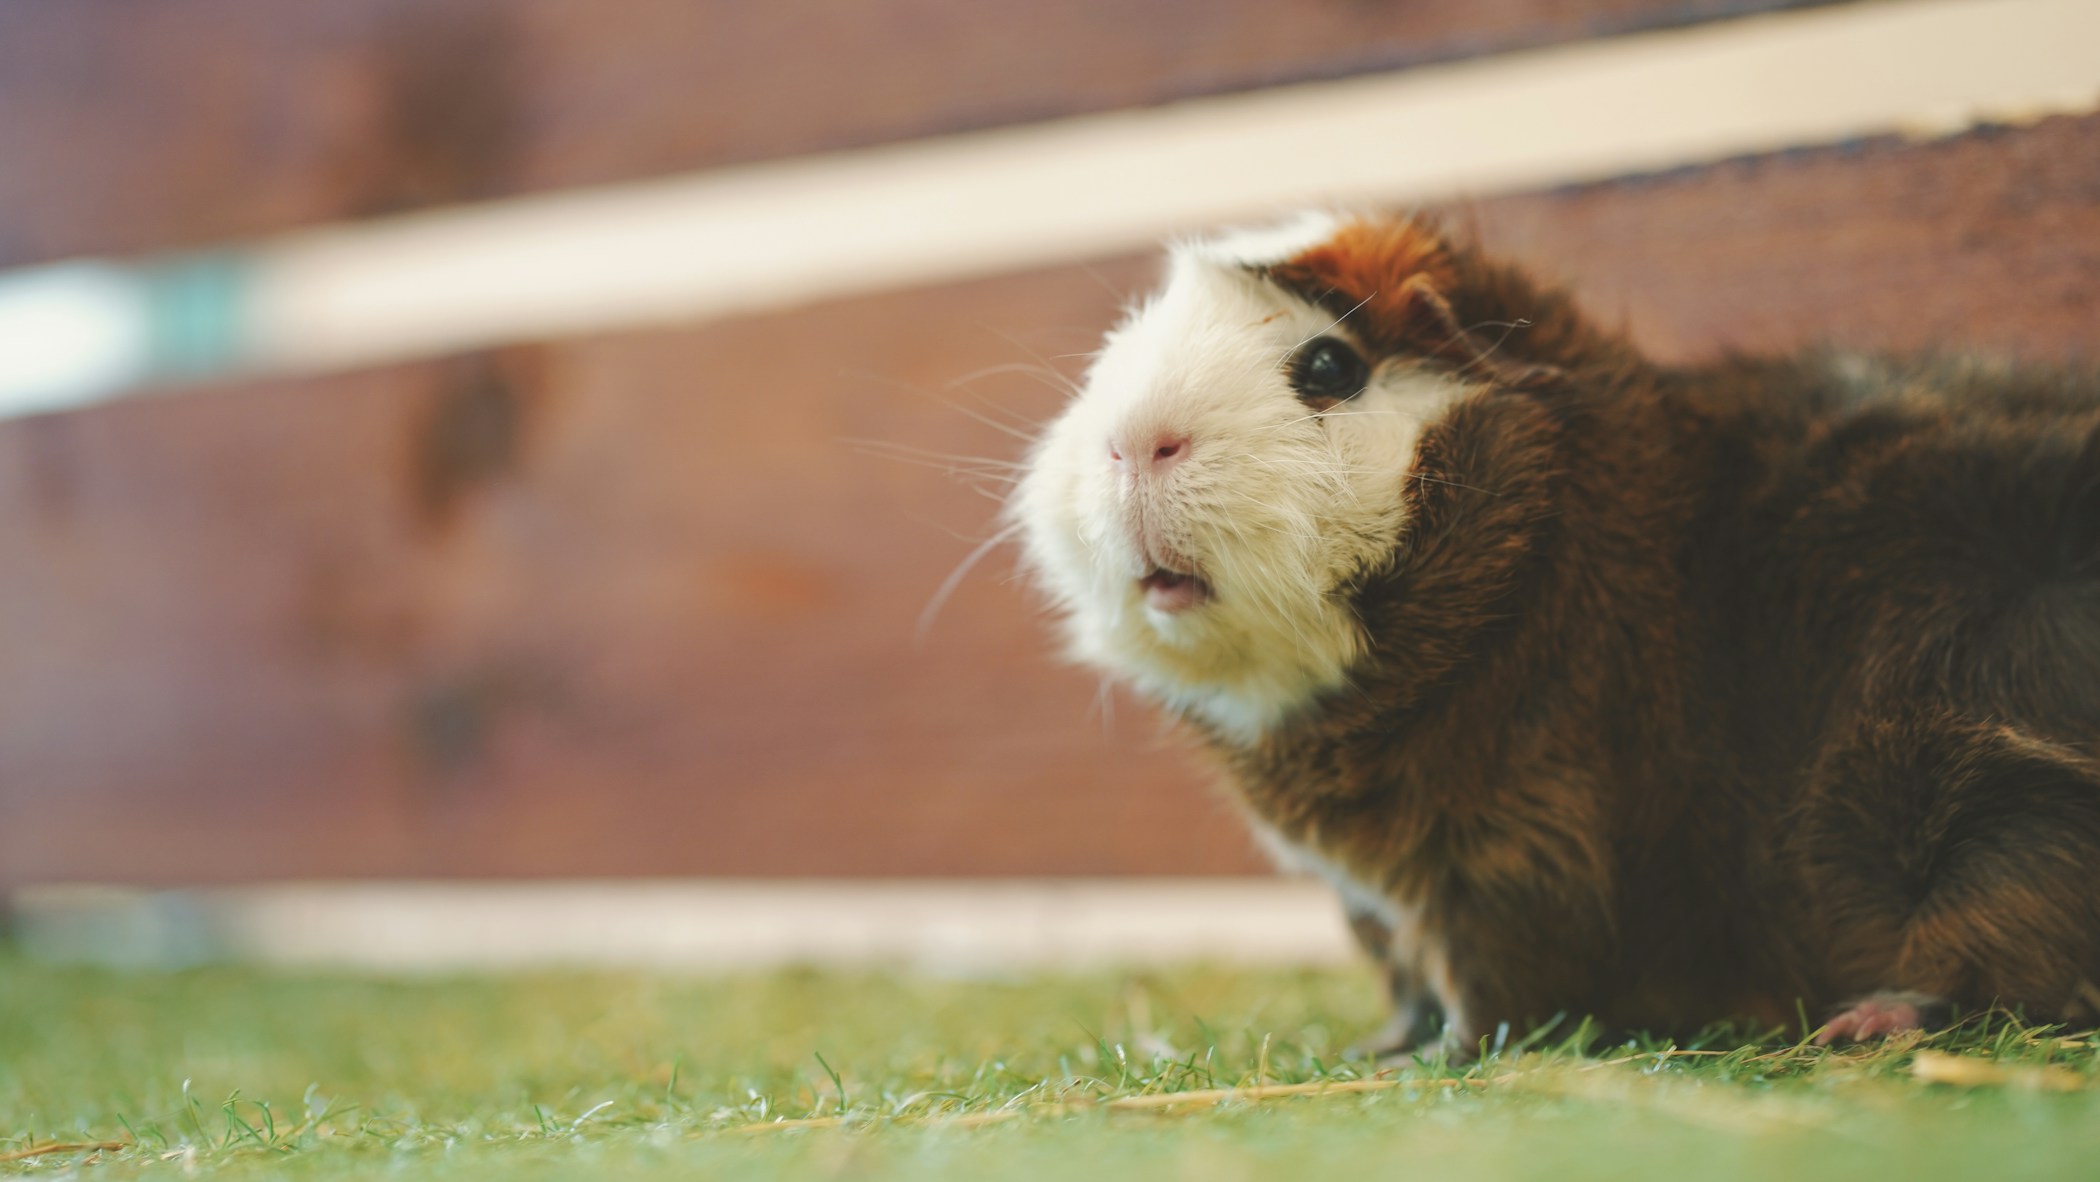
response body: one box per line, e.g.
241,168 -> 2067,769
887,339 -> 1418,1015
1246,819 -> 1407,933
1182,210 -> 1344,269
1012,219 -> 1470,742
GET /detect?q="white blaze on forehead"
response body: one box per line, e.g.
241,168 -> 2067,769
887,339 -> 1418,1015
1178,210 -> 1347,269
1014,217 -> 1470,743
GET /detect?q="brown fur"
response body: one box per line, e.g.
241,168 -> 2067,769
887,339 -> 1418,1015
1203,216 -> 2100,1049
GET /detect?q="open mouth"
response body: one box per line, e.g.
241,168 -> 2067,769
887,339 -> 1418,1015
1139,567 -> 1213,614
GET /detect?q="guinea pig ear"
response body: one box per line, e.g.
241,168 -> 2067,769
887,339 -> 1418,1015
1258,224 -> 1502,359
1257,219 -> 1450,338
1257,216 -> 1589,389
1395,272 -> 1566,390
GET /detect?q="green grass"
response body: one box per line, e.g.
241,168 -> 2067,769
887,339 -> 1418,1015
2,953 -> 2097,1180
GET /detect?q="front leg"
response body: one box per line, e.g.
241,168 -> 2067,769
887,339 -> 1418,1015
1344,905 -> 1445,1056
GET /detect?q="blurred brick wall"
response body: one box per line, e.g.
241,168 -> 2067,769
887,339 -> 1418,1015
2,3 -> 2096,883
0,0 -> 1822,265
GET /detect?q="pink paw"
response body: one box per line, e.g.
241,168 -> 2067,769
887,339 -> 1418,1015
1814,991 -> 1944,1045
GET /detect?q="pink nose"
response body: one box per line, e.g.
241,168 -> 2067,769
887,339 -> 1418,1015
1109,432 -> 1193,475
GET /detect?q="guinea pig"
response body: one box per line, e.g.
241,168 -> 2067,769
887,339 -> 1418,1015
1011,210 -> 2100,1056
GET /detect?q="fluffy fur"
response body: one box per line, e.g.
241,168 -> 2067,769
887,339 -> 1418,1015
1013,215 -> 1473,740
1014,211 -> 2100,1054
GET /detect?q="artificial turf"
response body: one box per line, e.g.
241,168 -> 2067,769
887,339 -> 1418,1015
2,953 -> 2096,1180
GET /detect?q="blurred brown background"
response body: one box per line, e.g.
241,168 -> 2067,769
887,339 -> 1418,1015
1,0 -> 2096,885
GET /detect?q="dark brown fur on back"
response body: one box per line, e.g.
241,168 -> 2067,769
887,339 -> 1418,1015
1224,218 -> 2100,1047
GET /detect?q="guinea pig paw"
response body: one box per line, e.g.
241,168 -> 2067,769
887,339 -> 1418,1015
1813,991 -> 1949,1045
1346,1020 -> 1427,1063
1345,998 -> 1450,1062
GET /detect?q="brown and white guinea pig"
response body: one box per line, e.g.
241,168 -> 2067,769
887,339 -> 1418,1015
1012,210 -> 2100,1056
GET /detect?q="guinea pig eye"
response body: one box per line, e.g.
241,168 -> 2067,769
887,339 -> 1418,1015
1287,337 -> 1369,404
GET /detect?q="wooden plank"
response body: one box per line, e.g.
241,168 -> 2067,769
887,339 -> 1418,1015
0,114 -> 2094,884
1469,117 -> 2100,364
0,253 -> 1268,882
0,0 -> 1828,266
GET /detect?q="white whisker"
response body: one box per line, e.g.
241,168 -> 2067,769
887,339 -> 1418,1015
918,519 -> 1025,641
848,441 -> 1029,517
945,360 -> 1080,403
845,368 -> 1042,442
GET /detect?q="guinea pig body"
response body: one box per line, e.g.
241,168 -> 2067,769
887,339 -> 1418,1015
1013,212 -> 2100,1053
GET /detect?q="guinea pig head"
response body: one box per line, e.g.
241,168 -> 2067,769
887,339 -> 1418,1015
1013,212 -> 1480,742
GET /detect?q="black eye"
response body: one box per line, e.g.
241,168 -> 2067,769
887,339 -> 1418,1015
1287,336 -> 1369,403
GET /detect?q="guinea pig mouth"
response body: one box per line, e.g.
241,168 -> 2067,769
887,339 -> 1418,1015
1139,567 -> 1212,614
